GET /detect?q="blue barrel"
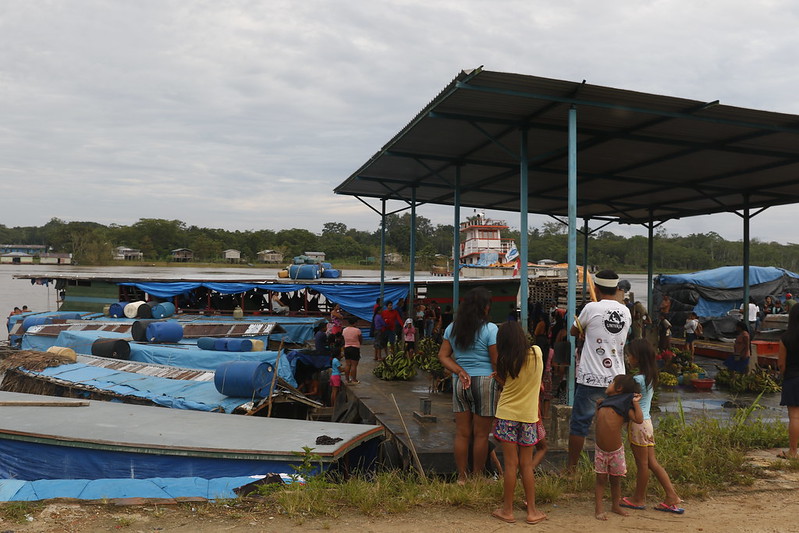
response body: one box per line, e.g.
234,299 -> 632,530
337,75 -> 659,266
91,338 -> 131,360
322,268 -> 341,278
151,302 -> 176,319
211,337 -> 253,352
21,316 -> 53,332
214,361 -> 275,398
226,338 -> 253,352
108,302 -> 127,318
131,320 -> 158,342
197,337 -> 217,350
145,321 -> 183,343
289,264 -> 320,279
213,338 -> 230,351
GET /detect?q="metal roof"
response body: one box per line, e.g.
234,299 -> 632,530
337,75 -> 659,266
335,68 -> 799,225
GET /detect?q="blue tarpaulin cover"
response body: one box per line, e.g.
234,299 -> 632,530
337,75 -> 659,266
117,282 -> 409,322
21,330 -> 298,387
657,266 -> 799,288
0,475 -> 277,502
33,363 -> 251,412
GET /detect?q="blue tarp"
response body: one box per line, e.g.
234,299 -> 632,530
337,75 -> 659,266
33,363 -> 251,412
0,475 -> 285,501
0,439 -> 315,480
117,282 -> 409,322
658,266 -> 799,288
22,330 -> 298,387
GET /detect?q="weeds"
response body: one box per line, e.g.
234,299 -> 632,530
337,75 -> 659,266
0,502 -> 40,523
202,400 -> 792,520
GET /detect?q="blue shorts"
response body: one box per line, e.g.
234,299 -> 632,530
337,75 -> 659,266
569,383 -> 607,437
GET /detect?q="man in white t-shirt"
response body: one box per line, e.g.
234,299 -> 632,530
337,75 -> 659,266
567,269 -> 632,471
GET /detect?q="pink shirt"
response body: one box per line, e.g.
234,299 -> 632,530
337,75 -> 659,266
342,326 -> 362,348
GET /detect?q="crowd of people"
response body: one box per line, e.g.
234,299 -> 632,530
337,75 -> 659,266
294,269 -> 799,522
435,272 -> 685,522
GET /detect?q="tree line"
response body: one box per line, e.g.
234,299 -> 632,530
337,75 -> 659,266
2,217 -> 799,272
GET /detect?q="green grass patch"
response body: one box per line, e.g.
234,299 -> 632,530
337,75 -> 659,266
246,398 -> 791,518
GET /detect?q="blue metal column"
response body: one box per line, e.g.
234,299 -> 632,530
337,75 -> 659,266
453,168 -> 461,312
519,128 -> 529,329
567,106 -> 578,406
409,188 -> 417,313
582,218 -> 589,304
743,197 -> 750,326
380,199 -> 386,304
647,219 -> 654,317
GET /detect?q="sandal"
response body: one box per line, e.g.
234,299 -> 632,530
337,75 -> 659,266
655,502 -> 685,514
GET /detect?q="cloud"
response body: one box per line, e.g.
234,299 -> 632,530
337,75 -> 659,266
1,1 -> 798,245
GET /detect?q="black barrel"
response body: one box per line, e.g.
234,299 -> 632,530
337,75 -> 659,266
136,303 -> 153,319
131,320 -> 158,342
91,338 -> 131,360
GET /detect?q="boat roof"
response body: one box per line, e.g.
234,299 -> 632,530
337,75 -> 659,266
0,391 -> 382,461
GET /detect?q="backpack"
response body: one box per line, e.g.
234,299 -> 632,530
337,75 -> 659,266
695,321 -> 703,337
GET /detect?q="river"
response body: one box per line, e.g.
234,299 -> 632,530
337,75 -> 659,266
1,265 -> 651,341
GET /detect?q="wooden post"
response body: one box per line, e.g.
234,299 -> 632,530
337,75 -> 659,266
267,339 -> 285,417
391,393 -> 427,482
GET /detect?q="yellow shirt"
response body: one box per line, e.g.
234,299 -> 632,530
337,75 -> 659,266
494,347 -> 543,423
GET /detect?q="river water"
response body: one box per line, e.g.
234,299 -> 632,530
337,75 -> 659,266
0,265 -> 650,341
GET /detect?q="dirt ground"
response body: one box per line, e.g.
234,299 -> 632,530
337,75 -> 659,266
1,450 -> 796,533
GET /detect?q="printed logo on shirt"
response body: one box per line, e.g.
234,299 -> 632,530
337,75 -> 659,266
602,358 -> 613,368
604,310 -> 626,335
596,347 -> 605,356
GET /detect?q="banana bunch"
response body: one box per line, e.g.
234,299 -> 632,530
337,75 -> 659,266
373,344 -> 417,381
414,337 -> 446,378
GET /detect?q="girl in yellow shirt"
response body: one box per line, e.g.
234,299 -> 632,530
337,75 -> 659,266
490,321 -> 547,525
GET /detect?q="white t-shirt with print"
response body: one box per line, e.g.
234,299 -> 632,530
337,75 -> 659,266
574,299 -> 631,387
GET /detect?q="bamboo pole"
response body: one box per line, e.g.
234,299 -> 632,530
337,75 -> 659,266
391,393 -> 427,482
267,339 -> 285,417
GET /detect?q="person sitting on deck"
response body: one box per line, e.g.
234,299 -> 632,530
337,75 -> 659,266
270,293 -> 290,315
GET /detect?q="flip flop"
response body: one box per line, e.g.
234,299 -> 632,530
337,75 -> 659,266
526,515 -> 547,525
619,497 -> 646,510
491,511 -> 516,524
777,451 -> 797,460
655,502 -> 685,514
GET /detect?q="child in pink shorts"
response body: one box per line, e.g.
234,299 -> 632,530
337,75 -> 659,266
593,374 -> 643,521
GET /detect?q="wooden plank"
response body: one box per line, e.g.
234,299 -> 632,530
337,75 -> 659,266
0,400 -> 89,407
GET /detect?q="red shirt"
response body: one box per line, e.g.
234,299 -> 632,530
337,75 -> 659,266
381,308 -> 401,330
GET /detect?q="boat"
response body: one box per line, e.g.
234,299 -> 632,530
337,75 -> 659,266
11,272 -> 521,325
457,212 -> 517,276
0,390 -> 383,480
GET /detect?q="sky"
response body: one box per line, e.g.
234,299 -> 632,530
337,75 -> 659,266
2,1 -> 799,243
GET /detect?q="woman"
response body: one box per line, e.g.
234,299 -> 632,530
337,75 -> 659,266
778,305 -> 799,459
438,287 -> 498,484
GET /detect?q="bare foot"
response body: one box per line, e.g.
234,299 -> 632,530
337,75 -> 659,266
491,509 -> 516,524
611,505 -> 629,517
456,476 -> 467,486
595,512 -> 608,521
526,511 -> 547,524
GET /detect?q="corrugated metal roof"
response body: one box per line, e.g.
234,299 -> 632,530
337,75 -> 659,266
335,69 -> 799,224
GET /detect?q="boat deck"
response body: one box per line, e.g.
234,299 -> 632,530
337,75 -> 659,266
0,390 -> 382,460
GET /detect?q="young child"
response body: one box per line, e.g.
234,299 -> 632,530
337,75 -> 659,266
594,374 -> 643,521
329,352 -> 343,406
342,316 -> 363,384
621,339 -> 684,514
403,318 -> 416,357
490,321 -> 547,525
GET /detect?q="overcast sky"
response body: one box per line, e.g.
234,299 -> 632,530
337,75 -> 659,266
2,1 -> 799,244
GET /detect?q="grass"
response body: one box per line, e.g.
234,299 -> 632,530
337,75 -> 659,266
249,397 -> 790,519
0,502 -> 41,523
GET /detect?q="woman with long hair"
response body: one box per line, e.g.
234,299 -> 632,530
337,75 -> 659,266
438,287 -> 498,483
778,304 -> 799,459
